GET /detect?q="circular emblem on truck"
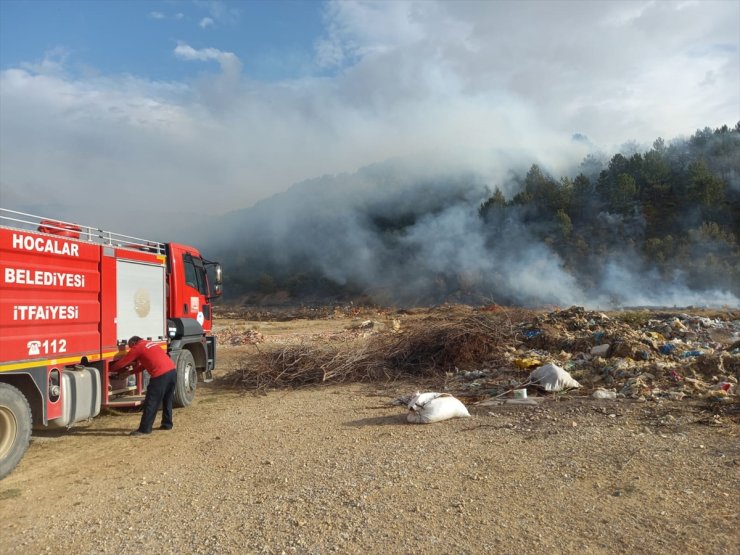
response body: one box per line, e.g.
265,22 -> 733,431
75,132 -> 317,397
134,289 -> 151,317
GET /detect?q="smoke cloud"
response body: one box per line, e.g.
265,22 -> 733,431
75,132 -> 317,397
212,157 -> 739,309
1,1 -> 737,307
1,1 -> 738,240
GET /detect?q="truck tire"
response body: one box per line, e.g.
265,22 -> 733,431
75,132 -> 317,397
173,350 -> 196,408
0,383 -> 32,480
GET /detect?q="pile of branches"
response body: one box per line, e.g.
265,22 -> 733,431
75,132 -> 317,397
228,311 -> 525,390
381,314 -> 515,373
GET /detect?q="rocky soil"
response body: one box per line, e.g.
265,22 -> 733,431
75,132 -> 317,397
1,307 -> 738,554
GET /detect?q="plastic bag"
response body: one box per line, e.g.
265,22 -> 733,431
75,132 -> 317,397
528,363 -> 581,392
404,392 -> 471,424
592,388 -> 617,400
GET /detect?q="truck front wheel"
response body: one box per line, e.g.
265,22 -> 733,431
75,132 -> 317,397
173,350 -> 196,408
0,383 -> 32,480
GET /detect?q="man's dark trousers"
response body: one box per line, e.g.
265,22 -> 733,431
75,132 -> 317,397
138,369 -> 177,433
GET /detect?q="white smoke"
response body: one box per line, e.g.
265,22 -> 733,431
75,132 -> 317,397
1,1 -> 737,239
213,160 -> 739,309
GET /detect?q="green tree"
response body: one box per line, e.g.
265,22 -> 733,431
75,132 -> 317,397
688,161 -> 726,206
555,209 -> 573,239
524,164 -> 563,213
609,173 -> 637,213
571,173 -> 593,221
479,188 -> 506,220
558,177 -> 575,213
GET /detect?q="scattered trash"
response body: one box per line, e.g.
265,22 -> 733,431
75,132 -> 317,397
592,388 -> 617,400
225,304 -> 739,404
665,391 -> 686,401
513,357 -> 541,369
636,350 -> 650,360
477,397 -> 540,406
398,391 -> 471,424
215,327 -> 265,345
456,307 -> 736,403
528,363 -> 581,392
513,388 -> 528,399
460,370 -> 488,379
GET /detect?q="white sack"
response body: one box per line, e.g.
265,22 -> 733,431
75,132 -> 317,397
405,392 -> 471,424
528,363 -> 581,392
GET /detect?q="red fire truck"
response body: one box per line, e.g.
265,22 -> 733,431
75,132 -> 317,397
0,208 -> 222,479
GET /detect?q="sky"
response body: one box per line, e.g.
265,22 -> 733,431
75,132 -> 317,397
0,0 -> 738,239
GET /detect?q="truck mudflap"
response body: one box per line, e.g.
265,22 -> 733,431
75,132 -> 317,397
205,335 -> 216,381
168,317 -> 213,382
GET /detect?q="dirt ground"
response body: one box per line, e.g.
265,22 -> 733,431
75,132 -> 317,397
1,309 -> 738,554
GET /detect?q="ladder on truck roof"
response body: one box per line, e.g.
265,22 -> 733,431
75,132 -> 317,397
0,207 -> 166,255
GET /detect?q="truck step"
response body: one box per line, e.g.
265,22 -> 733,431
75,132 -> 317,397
106,395 -> 145,407
109,386 -> 137,395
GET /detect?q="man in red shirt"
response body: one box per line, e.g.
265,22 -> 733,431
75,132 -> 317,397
110,336 -> 177,436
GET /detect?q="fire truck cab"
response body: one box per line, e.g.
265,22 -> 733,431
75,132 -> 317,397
0,208 -> 222,479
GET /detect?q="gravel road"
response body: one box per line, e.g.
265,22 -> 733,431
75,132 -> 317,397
1,379 -> 737,555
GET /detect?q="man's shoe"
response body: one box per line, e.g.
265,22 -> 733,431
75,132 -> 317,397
159,425 -> 173,430
130,430 -> 149,437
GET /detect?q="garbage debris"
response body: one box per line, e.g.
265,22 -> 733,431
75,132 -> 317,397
215,326 -> 265,345
513,357 -> 542,369
528,363 -> 581,392
225,304 -> 739,403
592,388 -> 617,400
591,344 -> 610,357
396,392 -> 471,424
505,306 -> 740,402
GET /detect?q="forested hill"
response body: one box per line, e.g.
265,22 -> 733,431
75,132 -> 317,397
215,123 -> 740,308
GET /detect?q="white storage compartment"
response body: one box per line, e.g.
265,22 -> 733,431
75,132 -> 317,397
116,259 -> 166,342
49,367 -> 101,428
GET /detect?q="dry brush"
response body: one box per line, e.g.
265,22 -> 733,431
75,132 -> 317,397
226,310 -> 528,391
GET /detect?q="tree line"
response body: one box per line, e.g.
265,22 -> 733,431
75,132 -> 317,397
223,123 -> 739,306
479,123 -> 740,300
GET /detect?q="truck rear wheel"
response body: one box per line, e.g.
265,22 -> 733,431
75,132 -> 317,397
0,383 -> 32,480
173,350 -> 196,408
